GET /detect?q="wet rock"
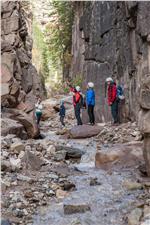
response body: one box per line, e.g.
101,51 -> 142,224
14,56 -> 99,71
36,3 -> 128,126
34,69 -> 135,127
54,151 -> 67,162
10,142 -> 25,154
56,189 -> 68,199
1,160 -> 11,172
56,128 -> 69,135
64,203 -> 91,214
95,150 -> 120,167
24,191 -> 34,198
123,180 -> 143,190
1,219 -> 12,225
22,150 -> 45,170
90,177 -> 101,186
143,205 -> 150,218
10,157 -> 21,171
128,208 -> 142,225
17,174 -> 33,183
47,145 -> 56,156
60,181 -> 76,191
140,219 -> 150,225
56,145 -> 84,160
69,125 -> 101,139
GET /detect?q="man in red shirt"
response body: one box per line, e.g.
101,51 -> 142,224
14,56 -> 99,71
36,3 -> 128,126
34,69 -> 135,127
106,77 -> 119,124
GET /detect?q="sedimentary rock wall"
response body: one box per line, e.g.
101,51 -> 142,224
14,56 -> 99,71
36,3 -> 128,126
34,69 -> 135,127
1,1 -> 45,112
71,1 -> 150,123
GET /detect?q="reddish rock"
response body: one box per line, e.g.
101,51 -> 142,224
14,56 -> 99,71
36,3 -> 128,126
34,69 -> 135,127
69,125 -> 101,139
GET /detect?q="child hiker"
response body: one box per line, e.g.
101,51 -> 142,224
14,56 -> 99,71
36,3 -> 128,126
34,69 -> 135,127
59,100 -> 66,127
35,97 -> 43,125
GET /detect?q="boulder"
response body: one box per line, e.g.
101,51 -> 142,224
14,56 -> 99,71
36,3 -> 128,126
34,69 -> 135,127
64,203 -> 91,215
10,142 -> 25,154
41,100 -> 56,121
47,145 -> 56,156
22,150 -> 45,171
1,160 -> 11,172
9,109 -> 40,138
56,189 -> 68,199
128,208 -> 142,225
1,118 -> 26,139
69,125 -> 101,139
10,157 -> 21,171
123,180 -> 143,190
55,145 -> 85,160
95,150 -> 120,167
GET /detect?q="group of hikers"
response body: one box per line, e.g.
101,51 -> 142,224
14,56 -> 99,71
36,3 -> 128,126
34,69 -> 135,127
35,77 -> 124,127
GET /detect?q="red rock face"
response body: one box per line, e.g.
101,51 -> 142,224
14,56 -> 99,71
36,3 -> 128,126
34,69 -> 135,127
1,1 -> 45,110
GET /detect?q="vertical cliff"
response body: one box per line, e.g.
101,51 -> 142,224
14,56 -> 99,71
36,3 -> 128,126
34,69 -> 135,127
71,1 -> 150,123
1,1 -> 45,112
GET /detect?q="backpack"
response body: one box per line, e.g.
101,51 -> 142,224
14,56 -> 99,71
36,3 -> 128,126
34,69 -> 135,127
79,94 -> 86,108
117,85 -> 125,100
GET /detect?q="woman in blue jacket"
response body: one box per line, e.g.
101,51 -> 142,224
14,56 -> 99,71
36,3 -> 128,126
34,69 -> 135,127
86,82 -> 95,125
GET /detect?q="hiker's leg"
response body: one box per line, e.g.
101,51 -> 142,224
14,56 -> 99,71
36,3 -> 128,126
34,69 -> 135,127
91,105 -> 95,124
36,113 -> 41,125
88,105 -> 92,123
76,104 -> 82,125
111,101 -> 118,123
60,116 -> 63,125
62,116 -> 65,126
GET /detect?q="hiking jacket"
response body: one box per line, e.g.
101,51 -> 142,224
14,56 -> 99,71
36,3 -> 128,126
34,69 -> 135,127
59,105 -> 66,116
86,88 -> 95,106
73,92 -> 81,106
107,82 -> 117,105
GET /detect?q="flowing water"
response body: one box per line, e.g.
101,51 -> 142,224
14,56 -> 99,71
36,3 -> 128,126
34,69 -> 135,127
33,133 -> 144,225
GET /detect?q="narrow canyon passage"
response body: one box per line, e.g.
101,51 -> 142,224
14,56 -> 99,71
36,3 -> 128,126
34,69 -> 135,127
1,1 -> 150,225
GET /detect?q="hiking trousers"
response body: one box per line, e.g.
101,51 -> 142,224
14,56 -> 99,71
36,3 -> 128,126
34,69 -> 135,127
88,105 -> 95,124
35,111 -> 42,125
111,99 -> 119,123
60,116 -> 65,126
74,103 -> 82,125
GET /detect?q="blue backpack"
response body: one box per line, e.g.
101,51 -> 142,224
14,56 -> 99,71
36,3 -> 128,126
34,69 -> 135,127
117,85 -> 125,100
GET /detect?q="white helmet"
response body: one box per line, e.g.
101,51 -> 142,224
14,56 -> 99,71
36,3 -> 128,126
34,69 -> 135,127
75,86 -> 80,92
88,82 -> 94,88
106,77 -> 113,82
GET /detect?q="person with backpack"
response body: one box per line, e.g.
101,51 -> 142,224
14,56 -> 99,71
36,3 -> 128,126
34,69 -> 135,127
73,86 -> 83,125
59,100 -> 66,127
117,84 -> 125,123
35,97 -> 43,125
86,82 -> 95,125
105,77 -> 119,124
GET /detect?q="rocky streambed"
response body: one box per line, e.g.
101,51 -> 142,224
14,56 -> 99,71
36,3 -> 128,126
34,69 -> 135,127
1,98 -> 150,225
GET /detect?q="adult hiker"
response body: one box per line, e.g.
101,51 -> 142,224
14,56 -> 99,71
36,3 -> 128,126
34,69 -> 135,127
73,86 -> 83,125
105,77 -> 119,124
86,82 -> 95,125
117,83 -> 125,123
59,100 -> 66,127
35,97 -> 43,125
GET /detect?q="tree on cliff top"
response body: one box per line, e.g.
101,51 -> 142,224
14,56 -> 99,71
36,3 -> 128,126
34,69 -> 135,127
44,1 -> 73,76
